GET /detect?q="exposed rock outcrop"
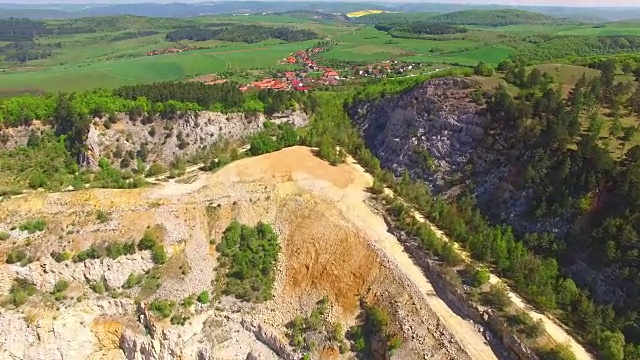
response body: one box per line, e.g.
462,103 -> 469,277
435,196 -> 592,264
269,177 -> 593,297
9,252 -> 155,292
88,110 -> 309,170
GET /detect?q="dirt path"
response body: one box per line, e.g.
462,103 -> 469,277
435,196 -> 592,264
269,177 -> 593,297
334,155 -> 499,360
378,188 -> 594,360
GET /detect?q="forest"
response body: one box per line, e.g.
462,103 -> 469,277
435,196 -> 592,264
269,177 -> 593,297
427,9 -> 561,26
374,21 -> 468,37
165,24 -> 317,43
512,35 -> 640,63
0,18 -> 51,41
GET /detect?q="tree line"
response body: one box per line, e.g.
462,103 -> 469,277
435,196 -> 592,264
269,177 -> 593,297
512,35 -> 640,64
374,21 -> 468,38
165,24 -> 317,44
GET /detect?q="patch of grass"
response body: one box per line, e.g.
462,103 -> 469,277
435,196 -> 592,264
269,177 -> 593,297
19,218 -> 46,234
50,250 -> 72,263
197,290 -> 210,304
8,278 -> 37,307
122,273 -> 144,289
90,279 -> 108,295
95,210 -> 110,223
5,248 -> 27,264
0,232 -> 9,241
149,298 -> 176,319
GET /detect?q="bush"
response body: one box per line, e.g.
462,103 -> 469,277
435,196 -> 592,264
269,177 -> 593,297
6,248 -> 27,264
197,290 -> 210,304
52,279 -> 69,294
95,210 -> 110,223
73,245 -> 103,262
137,230 -> 157,250
149,299 -> 175,318
182,295 -> 195,308
123,273 -> 144,289
170,312 -> 189,325
0,232 -> 9,241
145,163 -> 166,177
151,245 -> 167,265
471,267 -> 491,287
90,279 -> 107,294
8,278 -> 37,307
105,241 -> 136,260
50,250 -> 71,263
19,218 -> 46,233
482,284 -> 511,311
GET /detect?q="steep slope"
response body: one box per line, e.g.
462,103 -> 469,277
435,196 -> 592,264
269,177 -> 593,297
0,146 -> 498,360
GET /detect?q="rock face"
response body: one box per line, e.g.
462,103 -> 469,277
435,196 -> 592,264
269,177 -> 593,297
0,110 -> 309,171
8,252 -> 155,292
89,110 -> 309,170
350,77 -> 488,193
349,77 -> 555,235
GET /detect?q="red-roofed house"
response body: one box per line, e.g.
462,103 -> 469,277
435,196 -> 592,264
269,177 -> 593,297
323,70 -> 340,80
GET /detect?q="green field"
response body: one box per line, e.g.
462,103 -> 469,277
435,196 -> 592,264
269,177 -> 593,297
2,13 -> 640,93
0,41 -> 313,93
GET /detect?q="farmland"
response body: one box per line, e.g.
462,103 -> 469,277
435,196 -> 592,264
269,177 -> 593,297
2,11 -> 640,93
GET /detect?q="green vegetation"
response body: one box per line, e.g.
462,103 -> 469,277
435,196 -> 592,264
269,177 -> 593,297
137,228 -> 168,265
217,220 -> 280,302
166,25 -> 317,43
7,278 -> 37,307
429,9 -> 560,26
347,302 -> 402,357
0,232 -> 9,241
197,290 -> 210,304
18,218 -> 46,233
149,298 -> 176,318
50,250 -> 71,263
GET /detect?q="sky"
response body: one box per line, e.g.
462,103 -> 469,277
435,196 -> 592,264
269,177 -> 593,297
5,0 -> 640,7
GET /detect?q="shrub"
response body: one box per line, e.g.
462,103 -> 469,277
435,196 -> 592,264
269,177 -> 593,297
19,219 -> 47,233
470,267 -> 491,287
90,280 -> 107,294
52,279 -> 69,294
123,273 -> 144,289
146,163 -> 166,177
149,299 -> 175,318
73,245 -> 103,262
482,284 -> 511,311
151,245 -> 167,264
95,210 -> 110,223
170,312 -> 189,325
182,295 -> 195,308
105,241 -> 136,259
218,221 -> 280,302
197,290 -> 210,304
50,250 -> 71,263
137,230 -> 157,250
8,278 -> 37,307
6,248 -> 27,264
0,232 -> 9,241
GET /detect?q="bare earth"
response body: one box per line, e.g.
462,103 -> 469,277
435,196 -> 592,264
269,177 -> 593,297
0,146 -> 499,359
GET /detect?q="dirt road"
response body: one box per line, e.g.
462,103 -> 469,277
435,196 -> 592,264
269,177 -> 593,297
379,188 -> 594,360
336,155 -> 499,360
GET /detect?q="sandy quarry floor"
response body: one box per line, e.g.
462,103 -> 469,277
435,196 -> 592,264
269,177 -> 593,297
0,146 -> 499,360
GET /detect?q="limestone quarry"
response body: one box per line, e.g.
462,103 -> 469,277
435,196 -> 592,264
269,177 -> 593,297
0,146 -> 500,360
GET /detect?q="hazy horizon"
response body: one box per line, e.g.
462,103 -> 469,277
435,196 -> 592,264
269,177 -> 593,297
3,0 -> 640,8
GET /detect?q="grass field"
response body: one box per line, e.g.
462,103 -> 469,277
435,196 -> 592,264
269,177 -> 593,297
0,41 -> 313,93
3,14 -> 640,94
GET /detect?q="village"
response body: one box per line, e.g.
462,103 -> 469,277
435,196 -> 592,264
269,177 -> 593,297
194,45 -> 425,92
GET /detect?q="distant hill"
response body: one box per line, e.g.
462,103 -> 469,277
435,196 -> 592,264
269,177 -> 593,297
0,2 -> 639,22
428,9 -> 562,26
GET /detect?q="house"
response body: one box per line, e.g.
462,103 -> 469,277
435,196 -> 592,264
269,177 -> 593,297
286,56 -> 296,64
294,86 -> 311,91
323,70 -> 340,80
284,72 -> 296,80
